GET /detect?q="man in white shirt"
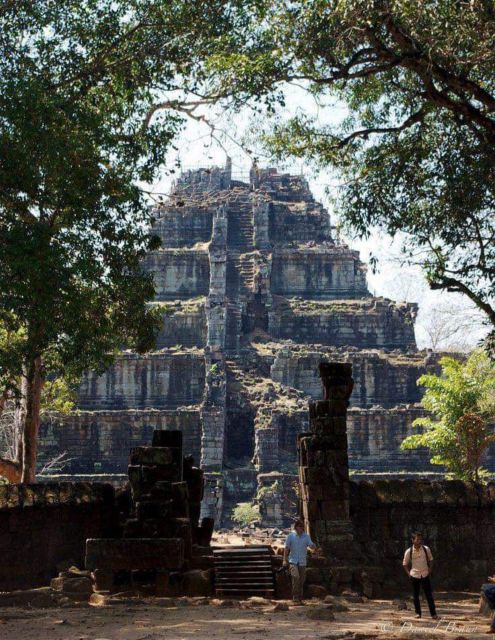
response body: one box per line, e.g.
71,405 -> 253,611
283,519 -> 316,603
403,532 -> 439,619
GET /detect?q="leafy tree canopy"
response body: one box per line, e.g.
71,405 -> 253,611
198,0 -> 495,327
0,0 -> 244,480
401,350 -> 495,480
0,0 -> 241,380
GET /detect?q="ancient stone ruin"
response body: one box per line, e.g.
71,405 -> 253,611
299,363 -> 356,563
86,430 -> 214,596
2,378 -> 495,599
37,161 -> 494,526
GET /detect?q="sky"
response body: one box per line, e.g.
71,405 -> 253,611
147,86 -> 489,352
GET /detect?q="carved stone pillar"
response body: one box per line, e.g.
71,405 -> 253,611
253,198 -> 270,250
298,362 -> 356,561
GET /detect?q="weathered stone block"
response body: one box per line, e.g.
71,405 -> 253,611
136,499 -> 173,520
3,485 -> 20,510
130,447 -> 176,467
181,569 -> 213,597
93,569 -> 114,591
152,430 -> 183,448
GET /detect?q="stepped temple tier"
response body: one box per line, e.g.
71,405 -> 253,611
38,162 -> 492,525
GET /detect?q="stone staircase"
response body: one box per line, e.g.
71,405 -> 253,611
225,358 -> 243,377
225,303 -> 242,352
226,255 -> 241,298
227,196 -> 254,252
238,254 -> 256,293
213,546 -> 275,598
225,358 -> 246,389
223,196 -> 256,355
226,252 -> 255,298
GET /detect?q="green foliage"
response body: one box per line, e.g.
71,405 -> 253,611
401,350 -> 495,480
41,377 -> 77,417
0,1 -> 242,398
0,1 -> 248,475
231,501 -> 260,527
0,319 -> 25,400
199,0 -> 495,326
256,480 -> 280,500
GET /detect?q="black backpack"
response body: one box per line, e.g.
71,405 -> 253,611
407,545 -> 431,569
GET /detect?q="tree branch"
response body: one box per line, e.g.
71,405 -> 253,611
379,14 -> 495,142
430,275 -> 495,325
332,106 -> 426,148
141,96 -> 222,131
383,13 -> 495,112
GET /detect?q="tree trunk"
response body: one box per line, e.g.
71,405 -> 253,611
0,391 -> 22,482
20,357 -> 44,483
0,458 -> 22,483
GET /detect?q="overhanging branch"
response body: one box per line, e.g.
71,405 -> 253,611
430,276 -> 495,325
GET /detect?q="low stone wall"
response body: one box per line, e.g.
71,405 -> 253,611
0,483 -> 118,591
350,479 -> 495,592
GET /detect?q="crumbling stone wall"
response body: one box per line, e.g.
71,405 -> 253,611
269,298 -> 417,349
78,351 -> 205,409
39,409 -> 201,474
142,249 -> 210,300
271,248 -> 368,298
86,430 -> 213,597
297,362 -> 495,594
175,163 -> 232,195
154,300 -> 207,348
0,483 -> 119,591
37,162 -> 493,525
350,479 -> 495,591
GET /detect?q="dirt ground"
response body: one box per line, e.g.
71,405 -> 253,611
0,592 -> 491,640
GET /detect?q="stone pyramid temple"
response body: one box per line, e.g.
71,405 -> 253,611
39,161 -> 455,525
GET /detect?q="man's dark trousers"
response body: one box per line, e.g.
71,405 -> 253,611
482,584 -> 495,630
411,576 -> 437,617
